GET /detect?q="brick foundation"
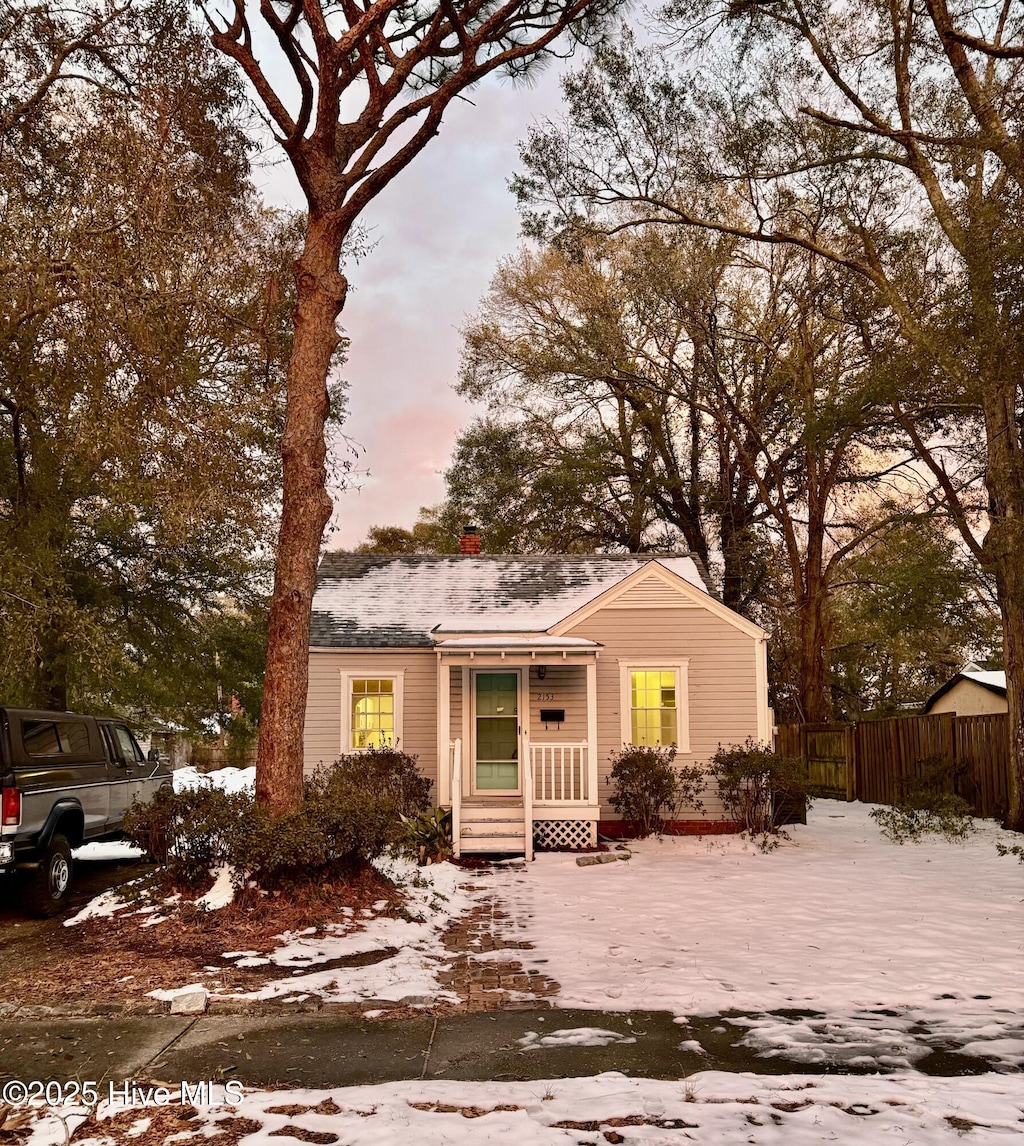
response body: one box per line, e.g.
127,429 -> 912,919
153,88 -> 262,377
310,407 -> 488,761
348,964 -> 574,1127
598,819 -> 741,839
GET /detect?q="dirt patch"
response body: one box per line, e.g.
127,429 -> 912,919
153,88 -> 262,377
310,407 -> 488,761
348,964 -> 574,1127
1,869 -> 404,1009
63,1106 -> 261,1145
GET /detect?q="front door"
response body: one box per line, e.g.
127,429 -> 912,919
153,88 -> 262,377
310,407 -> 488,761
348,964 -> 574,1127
473,671 -> 520,795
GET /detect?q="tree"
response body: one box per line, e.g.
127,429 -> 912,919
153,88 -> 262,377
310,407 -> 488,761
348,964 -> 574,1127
511,10 -> 1024,826
441,416 -> 668,554
354,512 -> 457,554
0,5 -> 295,724
457,223 -> 925,720
205,0 -> 629,814
829,520 -> 1000,719
0,0 -> 137,136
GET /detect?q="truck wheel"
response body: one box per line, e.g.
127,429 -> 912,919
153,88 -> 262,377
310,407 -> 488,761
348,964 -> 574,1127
24,834 -> 74,917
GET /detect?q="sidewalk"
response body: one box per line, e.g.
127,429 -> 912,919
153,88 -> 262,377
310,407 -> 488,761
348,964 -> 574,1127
0,1006 -> 1002,1093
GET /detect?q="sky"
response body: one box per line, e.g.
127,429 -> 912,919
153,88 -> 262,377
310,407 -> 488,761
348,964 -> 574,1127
255,64 -> 569,550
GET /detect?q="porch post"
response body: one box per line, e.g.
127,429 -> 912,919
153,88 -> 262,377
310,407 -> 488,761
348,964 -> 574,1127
437,653 -> 451,807
586,657 -> 599,805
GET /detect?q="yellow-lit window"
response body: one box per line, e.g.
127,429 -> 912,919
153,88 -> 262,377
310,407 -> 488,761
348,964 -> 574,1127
350,678 -> 394,749
630,670 -> 678,746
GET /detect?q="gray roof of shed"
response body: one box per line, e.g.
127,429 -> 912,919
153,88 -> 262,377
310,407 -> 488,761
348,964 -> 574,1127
310,553 -> 710,648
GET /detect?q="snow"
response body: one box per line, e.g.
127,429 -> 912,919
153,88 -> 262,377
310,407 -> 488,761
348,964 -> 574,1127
214,853 -> 476,1004
313,554 -> 709,642
26,1072 -> 1024,1146
194,864 -> 234,910
474,800 -> 1024,1070
516,1027 -> 638,1049
72,841 -> 144,861
962,670 -> 1006,690
20,797 -> 1024,1144
62,888 -> 130,927
173,764 -> 255,794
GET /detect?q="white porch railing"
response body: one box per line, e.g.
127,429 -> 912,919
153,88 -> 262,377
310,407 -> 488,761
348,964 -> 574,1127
450,738 -> 462,858
531,742 -> 589,803
522,734 -> 534,861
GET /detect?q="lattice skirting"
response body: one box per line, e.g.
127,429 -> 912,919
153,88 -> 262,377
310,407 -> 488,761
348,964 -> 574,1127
533,819 -> 597,850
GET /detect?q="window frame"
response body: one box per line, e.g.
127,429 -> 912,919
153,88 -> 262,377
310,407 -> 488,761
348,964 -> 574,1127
340,670 -> 405,752
619,660 -> 690,753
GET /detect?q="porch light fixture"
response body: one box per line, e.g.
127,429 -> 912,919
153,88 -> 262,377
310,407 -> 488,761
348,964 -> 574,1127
537,665 -> 547,680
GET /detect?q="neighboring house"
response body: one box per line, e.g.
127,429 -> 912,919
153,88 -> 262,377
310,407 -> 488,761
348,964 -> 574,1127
304,538 -> 771,857
922,666 -> 1007,717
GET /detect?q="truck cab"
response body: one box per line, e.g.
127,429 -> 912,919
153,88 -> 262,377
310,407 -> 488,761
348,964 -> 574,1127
0,708 -> 172,915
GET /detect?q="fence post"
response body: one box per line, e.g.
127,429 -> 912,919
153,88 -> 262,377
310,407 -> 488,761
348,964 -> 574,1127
845,723 -> 857,802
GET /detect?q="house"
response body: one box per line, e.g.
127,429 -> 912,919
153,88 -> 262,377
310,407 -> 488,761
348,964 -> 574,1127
304,536 -> 771,857
922,665 -> 1007,717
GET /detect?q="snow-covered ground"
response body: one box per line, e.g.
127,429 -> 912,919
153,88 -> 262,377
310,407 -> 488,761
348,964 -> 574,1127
485,800 -> 1024,1070
19,794 -> 1024,1144
25,1071 -> 1024,1145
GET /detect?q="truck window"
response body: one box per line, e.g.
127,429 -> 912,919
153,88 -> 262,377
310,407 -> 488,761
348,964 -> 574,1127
57,721 -> 91,753
23,719 -> 91,756
23,720 -> 61,755
114,726 -> 142,763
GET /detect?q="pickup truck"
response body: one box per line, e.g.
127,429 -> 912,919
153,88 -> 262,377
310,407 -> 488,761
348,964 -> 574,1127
0,708 -> 172,915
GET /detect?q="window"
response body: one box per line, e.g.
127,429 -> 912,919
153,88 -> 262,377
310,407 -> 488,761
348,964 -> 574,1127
114,725 -> 143,763
342,674 -> 404,750
59,721 -> 91,754
22,719 -> 91,756
630,671 -> 678,746
619,661 -> 690,752
23,720 -> 61,756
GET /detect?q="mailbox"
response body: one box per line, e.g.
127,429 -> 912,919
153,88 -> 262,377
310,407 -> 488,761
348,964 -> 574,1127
539,709 -> 565,724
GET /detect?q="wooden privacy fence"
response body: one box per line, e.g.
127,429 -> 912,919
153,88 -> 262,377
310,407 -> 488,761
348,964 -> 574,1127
775,713 -> 1009,819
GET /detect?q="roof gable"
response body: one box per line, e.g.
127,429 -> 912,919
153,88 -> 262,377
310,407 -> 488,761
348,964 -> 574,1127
923,669 -> 1007,713
551,559 -> 768,641
309,553 -> 711,648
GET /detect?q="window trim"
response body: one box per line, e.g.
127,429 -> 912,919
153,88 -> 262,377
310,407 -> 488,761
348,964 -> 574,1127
340,670 -> 405,752
619,660 -> 690,753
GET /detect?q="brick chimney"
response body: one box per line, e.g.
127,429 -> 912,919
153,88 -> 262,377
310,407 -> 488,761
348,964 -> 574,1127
459,525 -> 481,555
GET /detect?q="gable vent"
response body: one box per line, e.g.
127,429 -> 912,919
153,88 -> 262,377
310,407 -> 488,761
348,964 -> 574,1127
609,575 -> 697,610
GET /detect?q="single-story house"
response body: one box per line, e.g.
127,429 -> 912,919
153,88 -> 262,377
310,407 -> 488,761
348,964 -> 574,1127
922,666 -> 1007,717
304,539 -> 771,857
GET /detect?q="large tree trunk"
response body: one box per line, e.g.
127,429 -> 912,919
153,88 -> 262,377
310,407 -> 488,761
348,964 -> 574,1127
797,569 -> 833,724
980,376 -> 1024,831
255,215 -> 347,816
996,564 -> 1024,831
797,439 -> 833,724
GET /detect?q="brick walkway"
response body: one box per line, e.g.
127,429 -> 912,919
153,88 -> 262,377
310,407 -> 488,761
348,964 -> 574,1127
438,871 -> 559,1010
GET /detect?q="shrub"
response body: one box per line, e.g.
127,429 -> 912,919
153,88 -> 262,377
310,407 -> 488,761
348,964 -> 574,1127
870,756 -> 975,844
124,783 -> 246,888
607,745 -> 705,838
125,746 -> 432,892
401,807 -> 453,864
708,740 -> 809,845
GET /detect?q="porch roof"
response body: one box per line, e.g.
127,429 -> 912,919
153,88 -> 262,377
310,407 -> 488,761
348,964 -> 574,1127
436,636 -> 601,654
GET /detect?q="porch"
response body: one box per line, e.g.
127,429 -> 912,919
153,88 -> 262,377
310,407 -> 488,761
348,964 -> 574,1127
434,637 -> 602,858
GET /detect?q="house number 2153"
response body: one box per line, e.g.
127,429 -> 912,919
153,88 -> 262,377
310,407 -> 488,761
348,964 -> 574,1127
536,693 -> 555,701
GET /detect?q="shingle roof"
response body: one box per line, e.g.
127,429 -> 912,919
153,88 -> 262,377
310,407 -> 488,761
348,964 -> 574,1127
310,553 -> 709,648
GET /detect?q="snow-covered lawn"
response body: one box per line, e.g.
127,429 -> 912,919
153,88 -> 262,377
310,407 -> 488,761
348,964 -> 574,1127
19,793 -> 1024,1144
489,800 -> 1024,1070
27,1072 -> 1024,1145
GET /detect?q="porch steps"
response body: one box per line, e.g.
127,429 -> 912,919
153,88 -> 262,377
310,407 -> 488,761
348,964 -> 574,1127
458,803 -> 527,855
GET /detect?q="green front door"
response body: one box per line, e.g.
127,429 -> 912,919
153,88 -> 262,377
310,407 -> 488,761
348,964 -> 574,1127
474,672 -> 519,792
